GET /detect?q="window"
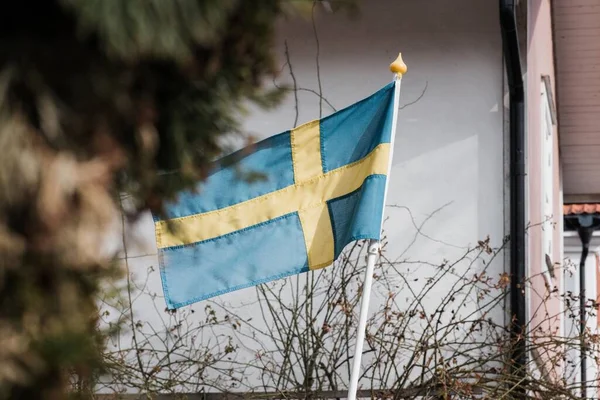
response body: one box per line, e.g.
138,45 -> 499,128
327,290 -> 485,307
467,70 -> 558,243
540,80 -> 555,289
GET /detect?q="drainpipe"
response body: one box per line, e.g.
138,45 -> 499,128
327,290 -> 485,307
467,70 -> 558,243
499,0 -> 526,396
576,216 -> 594,398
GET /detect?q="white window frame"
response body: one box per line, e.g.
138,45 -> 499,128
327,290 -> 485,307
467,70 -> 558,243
540,82 -> 554,289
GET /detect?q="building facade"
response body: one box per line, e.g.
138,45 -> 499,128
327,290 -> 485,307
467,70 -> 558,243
541,0 -> 600,397
106,0 -> 600,396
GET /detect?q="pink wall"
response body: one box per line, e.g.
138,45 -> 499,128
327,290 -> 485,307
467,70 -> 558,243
526,0 -> 563,381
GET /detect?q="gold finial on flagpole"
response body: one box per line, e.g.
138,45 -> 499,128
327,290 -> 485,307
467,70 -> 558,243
389,52 -> 407,75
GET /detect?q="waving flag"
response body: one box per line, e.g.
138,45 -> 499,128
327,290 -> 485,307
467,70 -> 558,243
154,81 -> 398,309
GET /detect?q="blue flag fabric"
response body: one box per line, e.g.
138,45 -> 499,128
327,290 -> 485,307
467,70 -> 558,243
153,81 -> 397,309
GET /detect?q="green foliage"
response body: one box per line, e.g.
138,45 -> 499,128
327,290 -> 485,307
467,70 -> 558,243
0,0 -> 287,398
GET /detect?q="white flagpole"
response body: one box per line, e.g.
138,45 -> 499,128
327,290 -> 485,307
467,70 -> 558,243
346,53 -> 406,400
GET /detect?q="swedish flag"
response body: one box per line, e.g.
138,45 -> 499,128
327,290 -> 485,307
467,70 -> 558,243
154,81 -> 398,309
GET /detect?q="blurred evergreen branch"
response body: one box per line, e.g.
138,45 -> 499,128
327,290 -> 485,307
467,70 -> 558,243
0,1 -> 291,398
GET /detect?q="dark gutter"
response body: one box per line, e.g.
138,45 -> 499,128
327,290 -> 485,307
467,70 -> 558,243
577,224 -> 592,397
499,0 -> 526,396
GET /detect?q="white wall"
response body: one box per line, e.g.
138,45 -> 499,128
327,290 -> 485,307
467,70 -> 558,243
102,0 -> 506,393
